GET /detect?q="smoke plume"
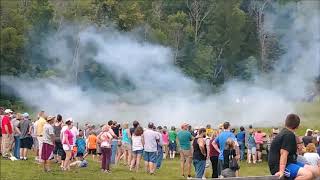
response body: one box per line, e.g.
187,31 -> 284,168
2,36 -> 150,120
1,1 -> 319,127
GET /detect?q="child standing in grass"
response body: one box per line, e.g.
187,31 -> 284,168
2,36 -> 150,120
130,126 -> 144,172
86,132 -> 97,160
76,130 -> 86,160
247,132 -> 257,164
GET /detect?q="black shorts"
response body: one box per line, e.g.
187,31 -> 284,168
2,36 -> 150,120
20,137 -> 33,149
88,149 -> 97,155
53,141 -> 64,156
77,152 -> 84,157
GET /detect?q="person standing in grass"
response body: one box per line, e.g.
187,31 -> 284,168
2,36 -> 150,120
36,111 -> 46,162
247,132 -> 257,164
162,128 -> 169,159
53,114 -> 64,163
192,128 -> 207,178
98,125 -> 113,173
12,113 -> 22,159
236,126 -> 246,161
62,119 -> 74,171
1,109 -> 13,158
143,122 -> 160,175
155,126 -> 164,169
254,129 -> 265,162
209,131 -> 219,178
177,123 -> 193,178
168,126 -> 177,159
130,126 -> 144,172
75,130 -> 86,160
213,122 -> 238,177
122,122 -> 132,166
268,114 -> 320,180
86,132 -> 97,161
17,113 -> 33,160
41,116 -> 55,172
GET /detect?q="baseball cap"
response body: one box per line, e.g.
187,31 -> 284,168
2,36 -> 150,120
4,109 -> 13,114
66,117 -> 73,123
23,113 -> 29,118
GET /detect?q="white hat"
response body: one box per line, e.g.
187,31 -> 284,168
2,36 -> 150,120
4,109 -> 13,114
66,117 -> 73,123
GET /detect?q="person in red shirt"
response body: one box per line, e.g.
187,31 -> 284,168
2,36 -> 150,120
1,109 -> 13,158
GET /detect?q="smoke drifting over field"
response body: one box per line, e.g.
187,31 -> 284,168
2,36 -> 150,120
1,1 -> 319,127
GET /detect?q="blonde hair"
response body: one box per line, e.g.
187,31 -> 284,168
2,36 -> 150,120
123,122 -> 129,129
16,113 -> 22,120
306,143 -> 316,153
225,138 -> 235,150
102,125 -> 110,132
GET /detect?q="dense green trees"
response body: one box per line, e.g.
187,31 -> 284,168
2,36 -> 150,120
1,0 -> 317,108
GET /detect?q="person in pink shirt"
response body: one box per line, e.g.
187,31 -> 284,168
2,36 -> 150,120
254,129 -> 265,162
162,129 -> 169,159
62,119 -> 74,171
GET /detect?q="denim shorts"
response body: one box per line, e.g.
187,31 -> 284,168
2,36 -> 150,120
143,151 -> 157,163
133,150 -> 143,155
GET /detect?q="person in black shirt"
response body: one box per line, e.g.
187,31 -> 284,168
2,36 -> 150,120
268,114 -> 318,180
193,128 -> 207,178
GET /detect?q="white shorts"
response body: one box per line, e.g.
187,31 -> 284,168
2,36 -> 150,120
63,144 -> 73,151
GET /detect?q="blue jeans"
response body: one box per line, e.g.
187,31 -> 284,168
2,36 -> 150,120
156,146 -> 163,169
111,140 -> 118,164
14,136 -> 20,159
193,159 -> 206,178
217,159 -> 224,176
238,141 -> 245,160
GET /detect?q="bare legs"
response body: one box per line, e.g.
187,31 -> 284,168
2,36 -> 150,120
63,150 -> 72,170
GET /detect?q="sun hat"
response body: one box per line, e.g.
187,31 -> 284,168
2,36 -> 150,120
46,116 -> 55,122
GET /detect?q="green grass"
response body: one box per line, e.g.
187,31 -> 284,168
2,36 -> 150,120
0,155 -> 270,180
1,102 -> 319,179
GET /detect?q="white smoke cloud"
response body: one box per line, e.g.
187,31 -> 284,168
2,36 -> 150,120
1,1 -> 319,127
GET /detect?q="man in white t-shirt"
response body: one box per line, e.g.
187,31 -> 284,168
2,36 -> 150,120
143,123 -> 160,175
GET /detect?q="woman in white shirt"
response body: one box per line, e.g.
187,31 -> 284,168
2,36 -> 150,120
97,125 -> 113,173
130,126 -> 144,172
303,143 -> 320,166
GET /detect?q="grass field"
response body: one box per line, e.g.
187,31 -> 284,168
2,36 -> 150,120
1,155 -> 270,180
1,102 -> 319,179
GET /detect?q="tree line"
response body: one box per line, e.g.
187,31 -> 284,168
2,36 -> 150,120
0,0 -> 317,108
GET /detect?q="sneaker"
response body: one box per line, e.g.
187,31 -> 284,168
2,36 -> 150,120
23,157 -> 28,160
187,175 -> 192,179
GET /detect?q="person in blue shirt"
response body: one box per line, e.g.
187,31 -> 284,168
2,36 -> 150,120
236,126 -> 246,161
213,122 -> 239,177
76,130 -> 86,160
